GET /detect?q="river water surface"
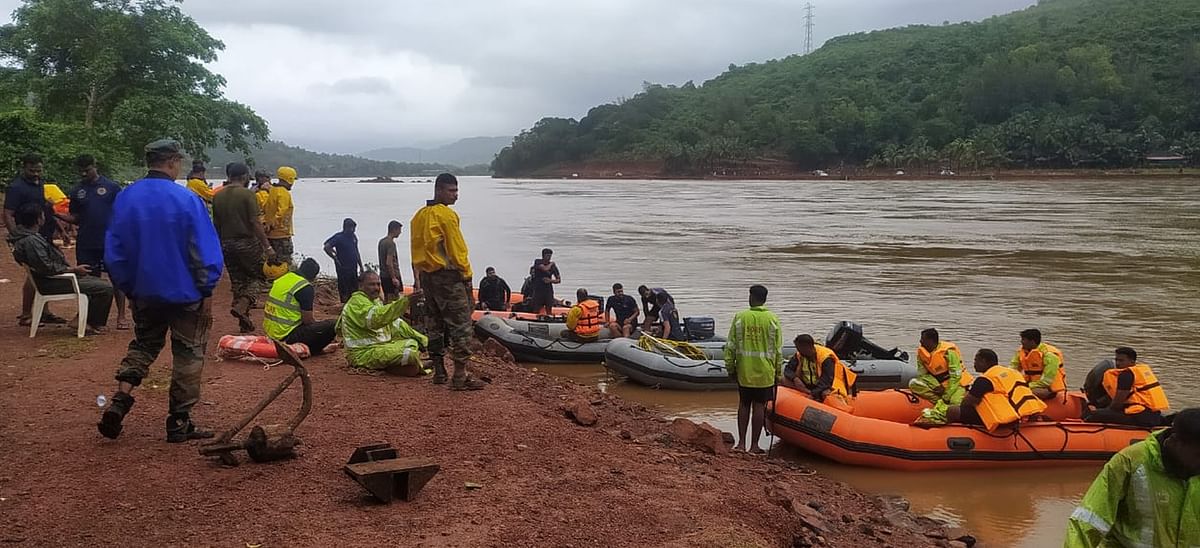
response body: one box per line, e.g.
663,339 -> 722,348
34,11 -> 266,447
291,176 -> 1199,547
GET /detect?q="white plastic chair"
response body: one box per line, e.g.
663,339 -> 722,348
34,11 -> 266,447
26,266 -> 89,338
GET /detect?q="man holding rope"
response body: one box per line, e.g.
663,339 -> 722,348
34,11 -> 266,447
723,285 -> 782,454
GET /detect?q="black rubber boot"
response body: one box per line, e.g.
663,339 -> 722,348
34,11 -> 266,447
430,358 -> 448,385
230,309 -> 255,334
166,414 -> 215,443
97,392 -> 135,439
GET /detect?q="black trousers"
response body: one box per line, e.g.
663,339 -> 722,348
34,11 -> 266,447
284,320 -> 337,355
1084,408 -> 1164,427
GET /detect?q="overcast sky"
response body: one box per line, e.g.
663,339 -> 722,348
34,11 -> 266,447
0,0 -> 1034,153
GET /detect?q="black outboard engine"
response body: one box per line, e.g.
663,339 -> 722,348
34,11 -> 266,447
684,317 -> 716,341
826,321 -> 909,362
1084,359 -> 1115,408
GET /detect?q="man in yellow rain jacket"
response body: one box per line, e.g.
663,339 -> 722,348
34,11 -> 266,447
911,328 -> 972,425
1065,408 -> 1200,548
723,285 -> 782,454
337,271 -> 429,375
264,166 -> 297,265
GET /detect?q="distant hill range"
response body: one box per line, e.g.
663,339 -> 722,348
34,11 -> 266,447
205,140 -> 491,178
360,136 -> 513,167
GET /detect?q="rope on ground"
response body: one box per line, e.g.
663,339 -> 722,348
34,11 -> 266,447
214,352 -> 283,370
637,335 -> 707,360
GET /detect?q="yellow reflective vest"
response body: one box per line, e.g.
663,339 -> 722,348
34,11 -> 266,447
723,306 -> 783,389
264,272 -> 309,340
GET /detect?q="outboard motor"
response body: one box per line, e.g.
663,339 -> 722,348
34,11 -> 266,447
684,317 -> 716,341
1084,359 -> 1115,409
826,321 -> 865,357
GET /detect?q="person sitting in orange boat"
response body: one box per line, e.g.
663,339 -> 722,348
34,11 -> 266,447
565,288 -> 604,342
781,334 -> 857,413
1011,328 -> 1067,400
948,348 -> 1048,431
911,328 -> 972,425
1083,347 -> 1170,428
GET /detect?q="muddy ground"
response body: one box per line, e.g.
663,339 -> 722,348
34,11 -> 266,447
0,256 -> 972,547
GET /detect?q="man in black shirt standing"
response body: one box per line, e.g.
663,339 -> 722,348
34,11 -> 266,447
63,155 -> 128,329
529,248 -> 560,316
3,153 -> 67,327
478,266 -> 511,311
604,283 -> 640,338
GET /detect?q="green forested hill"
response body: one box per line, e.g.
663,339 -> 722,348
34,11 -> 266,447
204,140 -> 471,179
493,0 -> 1200,176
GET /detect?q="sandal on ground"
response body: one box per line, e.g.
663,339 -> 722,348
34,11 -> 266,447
115,319 -> 131,330
42,313 -> 68,324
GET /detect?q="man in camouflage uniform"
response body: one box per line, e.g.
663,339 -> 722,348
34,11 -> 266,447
212,162 -> 274,332
410,173 -> 485,390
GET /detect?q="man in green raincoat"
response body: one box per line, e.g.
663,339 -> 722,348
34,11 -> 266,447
337,271 -> 429,375
1065,407 -> 1200,548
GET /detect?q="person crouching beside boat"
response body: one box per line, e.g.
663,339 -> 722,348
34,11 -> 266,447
1083,347 -> 1170,428
911,328 -> 973,425
1011,328 -> 1067,400
564,288 -> 604,342
1065,408 -> 1200,548
780,334 -> 858,413
947,349 -> 1047,431
337,271 -> 429,376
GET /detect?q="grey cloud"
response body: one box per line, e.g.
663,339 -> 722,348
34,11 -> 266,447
313,76 -> 395,96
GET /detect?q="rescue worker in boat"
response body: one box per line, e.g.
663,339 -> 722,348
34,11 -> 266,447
1084,347 -> 1170,428
1010,328 -> 1066,400
1065,407 -> 1200,548
637,285 -> 674,331
947,349 -> 1048,431
604,283 -> 640,338
337,271 -> 429,376
781,333 -> 858,413
724,285 -> 783,454
263,258 -> 338,354
565,288 -> 604,342
910,328 -> 972,425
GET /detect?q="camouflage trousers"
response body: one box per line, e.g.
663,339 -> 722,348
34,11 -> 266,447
268,238 -> 294,267
222,238 -> 265,316
115,300 -> 212,416
419,269 -> 475,373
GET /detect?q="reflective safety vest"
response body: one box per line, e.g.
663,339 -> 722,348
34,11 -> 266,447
974,365 -> 1048,431
794,345 -> 858,398
1103,364 -> 1169,415
1016,342 -> 1067,392
264,272 -> 310,340
572,299 -> 604,338
918,341 -> 972,387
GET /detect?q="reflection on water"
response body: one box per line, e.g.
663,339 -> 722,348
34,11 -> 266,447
292,177 -> 1200,547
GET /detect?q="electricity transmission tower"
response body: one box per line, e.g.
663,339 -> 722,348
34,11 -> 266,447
803,3 -> 815,55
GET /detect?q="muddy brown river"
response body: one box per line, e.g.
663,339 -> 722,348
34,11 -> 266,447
293,176 -> 1199,547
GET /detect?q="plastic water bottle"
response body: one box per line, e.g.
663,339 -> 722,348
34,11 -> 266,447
96,394 -> 107,408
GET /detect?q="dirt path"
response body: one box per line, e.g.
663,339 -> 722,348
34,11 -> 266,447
0,256 -> 966,547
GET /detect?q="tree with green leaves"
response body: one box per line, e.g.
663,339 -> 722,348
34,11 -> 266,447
0,0 -> 267,183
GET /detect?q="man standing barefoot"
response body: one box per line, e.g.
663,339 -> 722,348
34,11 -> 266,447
723,285 -> 782,453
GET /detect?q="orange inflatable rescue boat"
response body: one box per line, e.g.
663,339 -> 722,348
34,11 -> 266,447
217,335 -> 311,362
768,388 -> 1155,471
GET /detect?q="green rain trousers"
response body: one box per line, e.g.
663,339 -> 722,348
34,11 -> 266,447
337,291 -> 428,370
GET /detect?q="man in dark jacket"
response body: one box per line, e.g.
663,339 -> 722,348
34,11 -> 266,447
97,139 -> 225,443
8,204 -> 113,332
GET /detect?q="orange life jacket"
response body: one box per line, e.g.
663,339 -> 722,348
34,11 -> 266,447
794,345 -> 858,401
572,299 -> 604,338
918,341 -> 972,387
1102,364 -> 1169,415
1016,342 -> 1067,393
973,365 -> 1048,431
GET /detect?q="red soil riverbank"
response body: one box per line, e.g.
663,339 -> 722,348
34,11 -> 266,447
0,256 -> 973,547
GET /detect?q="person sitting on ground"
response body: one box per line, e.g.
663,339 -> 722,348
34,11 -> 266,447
782,333 -> 858,413
477,266 -> 511,311
910,328 -> 972,425
638,285 -> 674,330
1011,328 -> 1067,400
947,349 -> 1048,431
724,285 -> 782,453
264,258 -> 337,354
656,291 -> 686,341
8,203 -> 114,333
604,283 -> 640,338
337,271 -> 429,375
565,288 -> 604,342
1083,347 -> 1170,428
324,217 -> 363,303
1066,407 -> 1200,547
529,248 -> 560,316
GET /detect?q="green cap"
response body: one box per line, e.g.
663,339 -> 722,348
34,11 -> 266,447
144,139 -> 182,154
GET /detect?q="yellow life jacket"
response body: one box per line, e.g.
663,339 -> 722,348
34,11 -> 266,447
1016,342 -> 1067,393
918,341 -> 973,387
1103,364 -> 1169,414
572,299 -> 604,338
974,365 -> 1048,431
794,344 -> 858,400
264,272 -> 310,340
